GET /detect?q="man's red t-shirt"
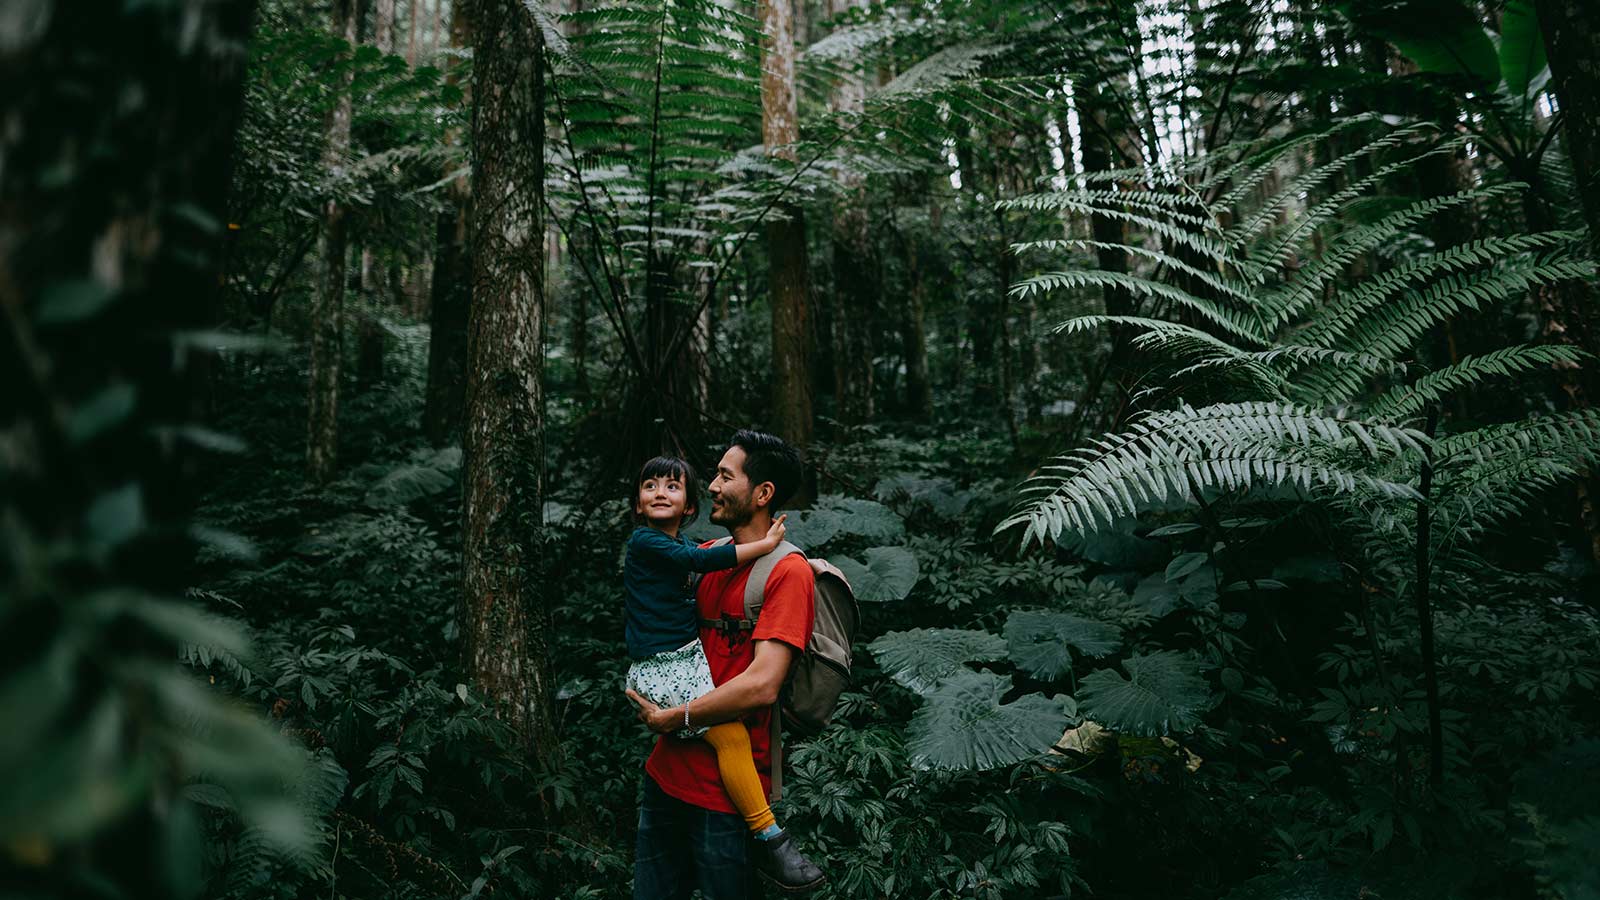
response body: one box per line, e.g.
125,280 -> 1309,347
645,547 -> 814,813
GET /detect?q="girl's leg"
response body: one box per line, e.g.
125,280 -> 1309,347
701,723 -> 777,835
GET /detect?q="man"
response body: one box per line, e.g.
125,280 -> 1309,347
626,429 -> 826,898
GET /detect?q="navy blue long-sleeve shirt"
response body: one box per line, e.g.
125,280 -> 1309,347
624,526 -> 739,659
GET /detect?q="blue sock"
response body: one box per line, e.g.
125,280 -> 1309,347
756,824 -> 783,841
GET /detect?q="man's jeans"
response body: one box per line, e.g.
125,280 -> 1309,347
634,775 -> 754,900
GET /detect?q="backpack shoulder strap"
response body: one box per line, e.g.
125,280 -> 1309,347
743,540 -> 803,621
698,538 -> 801,634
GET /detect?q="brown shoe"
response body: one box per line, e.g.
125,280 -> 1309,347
752,829 -> 825,893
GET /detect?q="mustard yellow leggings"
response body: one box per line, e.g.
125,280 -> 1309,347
703,722 -> 777,833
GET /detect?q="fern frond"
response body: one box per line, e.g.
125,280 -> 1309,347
1264,206 -> 1556,328
1229,124 -> 1447,249
1368,345 -> 1591,420
1026,272 -> 1265,343
1333,259 -> 1595,360
999,402 -> 1426,547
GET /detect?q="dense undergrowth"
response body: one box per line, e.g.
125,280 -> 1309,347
183,330 -> 1599,900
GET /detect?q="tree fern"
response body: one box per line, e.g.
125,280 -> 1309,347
1002,402 -> 1425,548
999,117 -> 1595,554
1368,345 -> 1591,420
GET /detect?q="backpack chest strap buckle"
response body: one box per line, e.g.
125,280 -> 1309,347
701,614 -> 754,635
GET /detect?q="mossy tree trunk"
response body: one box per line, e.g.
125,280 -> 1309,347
462,0 -> 560,762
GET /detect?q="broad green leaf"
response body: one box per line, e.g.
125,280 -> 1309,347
831,546 -> 919,602
906,670 -> 1073,771
817,495 -> 905,541
1179,565 -> 1219,606
867,628 -> 1007,695
1165,552 -> 1209,582
785,508 -> 843,549
1004,611 -> 1122,681
1344,0 -> 1498,89
1078,651 -> 1209,736
1133,572 -> 1182,618
1498,0 -> 1547,97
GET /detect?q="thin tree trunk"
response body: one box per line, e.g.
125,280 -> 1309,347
307,0 -> 358,484
423,0 -> 472,446
375,0 -> 396,52
1069,79 -> 1137,438
827,0 -> 873,425
1538,0 -> 1600,264
762,0 -> 813,449
898,225 -> 932,417
407,0 -> 419,63
1414,405 -> 1443,788
462,0 -> 558,760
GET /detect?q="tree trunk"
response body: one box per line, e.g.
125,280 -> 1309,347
375,0 -> 396,52
407,0 -> 420,63
762,0 -> 814,449
307,0 -> 358,484
897,225 -> 932,417
1522,5 -> 1600,560
463,0 -> 559,761
423,0 -> 473,446
1538,0 -> 1600,263
1063,78 -> 1137,442
826,0 -> 873,426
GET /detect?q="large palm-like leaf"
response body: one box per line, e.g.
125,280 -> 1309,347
1077,651 -> 1210,737
867,628 -> 1007,694
1003,611 -> 1121,681
906,670 -> 1074,771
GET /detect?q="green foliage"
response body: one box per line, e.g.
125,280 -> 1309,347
831,546 -> 922,602
1003,610 -> 1121,681
867,628 -> 1008,694
1076,651 -> 1210,737
906,671 -> 1075,771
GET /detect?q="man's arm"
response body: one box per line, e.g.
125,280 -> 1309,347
627,638 -> 795,732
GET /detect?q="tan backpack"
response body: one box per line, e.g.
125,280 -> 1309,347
703,539 -> 861,796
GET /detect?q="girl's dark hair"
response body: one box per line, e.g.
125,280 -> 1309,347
635,456 -> 701,525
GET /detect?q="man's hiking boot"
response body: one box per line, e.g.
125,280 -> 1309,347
752,829 -> 825,893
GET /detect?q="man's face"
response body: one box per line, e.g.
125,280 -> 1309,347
708,446 -> 757,527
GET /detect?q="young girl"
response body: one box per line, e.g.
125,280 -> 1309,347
623,455 -> 813,865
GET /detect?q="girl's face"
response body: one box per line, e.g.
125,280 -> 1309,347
636,474 -> 692,528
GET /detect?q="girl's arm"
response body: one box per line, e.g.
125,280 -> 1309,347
730,514 -> 787,566
630,515 -> 786,573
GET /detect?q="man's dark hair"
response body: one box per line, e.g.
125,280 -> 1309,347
728,429 -> 803,511
635,455 -> 701,524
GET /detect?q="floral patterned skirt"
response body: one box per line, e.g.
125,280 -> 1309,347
626,637 -> 716,738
